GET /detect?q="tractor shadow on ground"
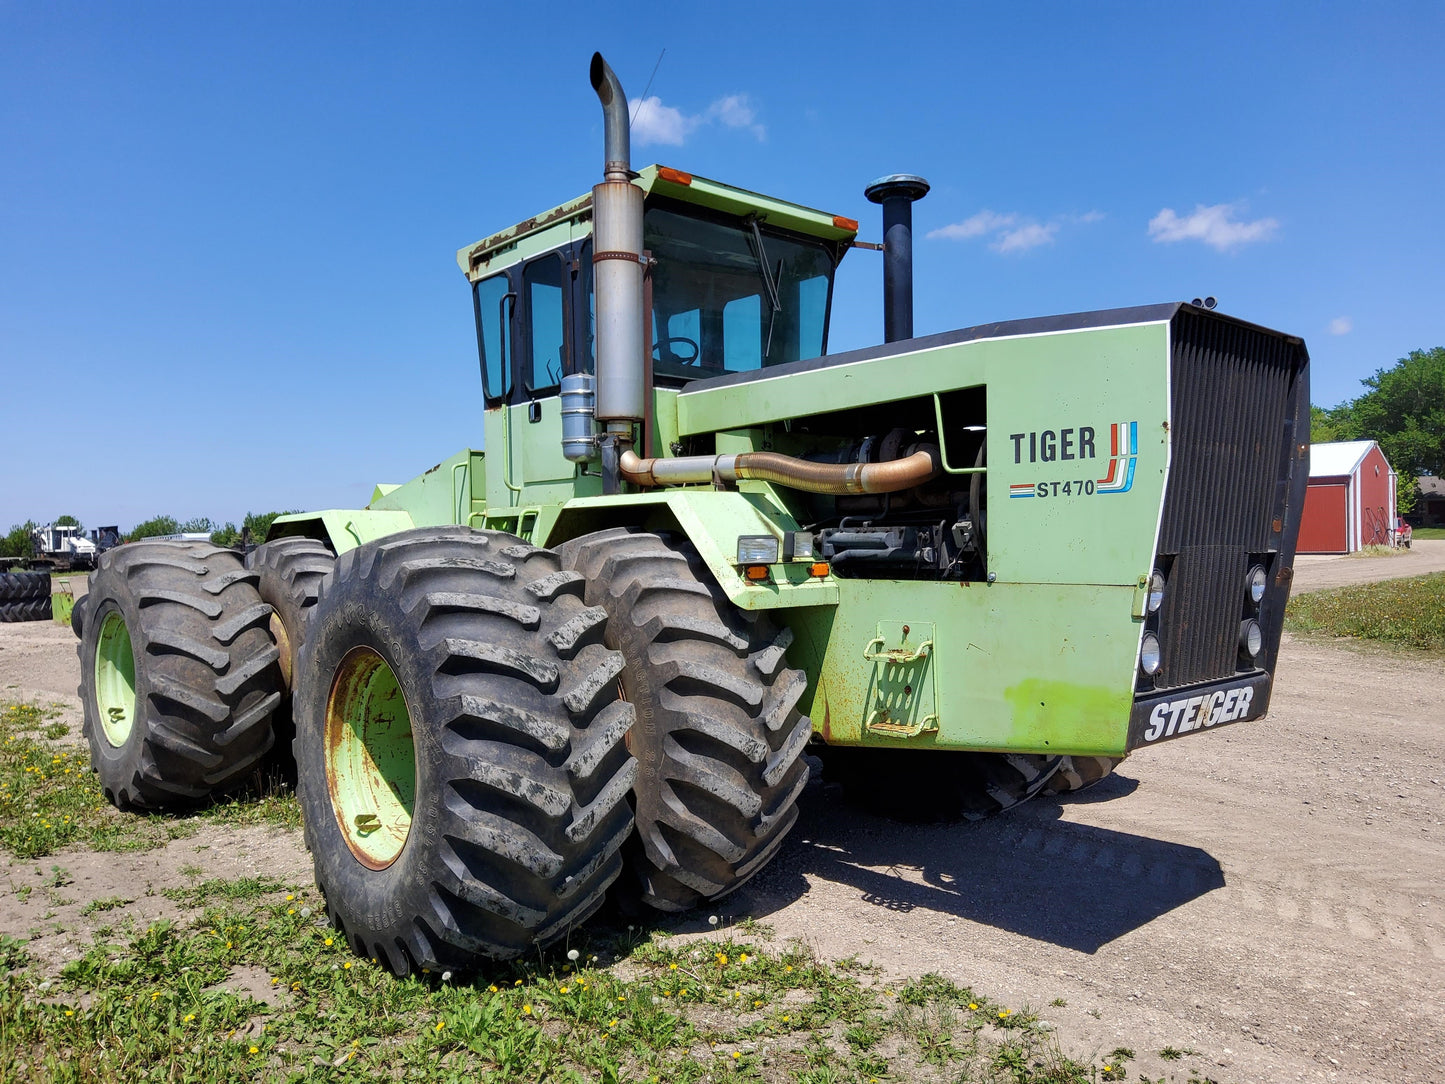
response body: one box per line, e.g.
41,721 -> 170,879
733,770 -> 1225,955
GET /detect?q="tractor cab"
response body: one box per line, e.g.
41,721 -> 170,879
456,167 -> 857,410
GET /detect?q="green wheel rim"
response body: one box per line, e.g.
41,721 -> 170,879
325,647 -> 417,870
94,610 -> 137,747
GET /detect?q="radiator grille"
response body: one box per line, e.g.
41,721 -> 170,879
1152,311 -> 1305,689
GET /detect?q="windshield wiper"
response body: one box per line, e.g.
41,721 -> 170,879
746,217 -> 782,357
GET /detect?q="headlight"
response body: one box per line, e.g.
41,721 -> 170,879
1146,569 -> 1167,614
1247,565 -> 1267,605
736,535 -> 779,565
1139,633 -> 1162,675
1239,619 -> 1263,660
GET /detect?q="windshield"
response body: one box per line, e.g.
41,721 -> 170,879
644,203 -> 834,380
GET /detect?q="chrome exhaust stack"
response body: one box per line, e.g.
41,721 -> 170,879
589,53 -> 646,493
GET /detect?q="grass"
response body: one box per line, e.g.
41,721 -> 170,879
1408,525 -> 1445,540
1343,543 -> 1410,558
1286,571 -> 1445,654
0,701 -> 300,860
0,697 -> 1216,1081
0,893 -> 1130,1084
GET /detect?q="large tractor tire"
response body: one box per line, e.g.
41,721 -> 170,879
558,528 -> 813,913
71,589 -> 91,640
77,541 -> 284,809
0,597 -> 53,623
1043,755 -> 1123,796
0,571 -> 52,603
821,746 -> 1062,822
293,528 -> 636,974
248,538 -> 336,778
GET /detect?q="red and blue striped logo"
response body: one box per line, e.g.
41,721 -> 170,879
1095,421 -> 1137,494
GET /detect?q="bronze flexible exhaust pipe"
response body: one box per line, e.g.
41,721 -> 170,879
618,446 -> 941,495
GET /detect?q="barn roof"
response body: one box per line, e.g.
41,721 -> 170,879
1309,440 -> 1379,478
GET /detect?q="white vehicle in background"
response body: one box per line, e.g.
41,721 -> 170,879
29,523 -> 99,571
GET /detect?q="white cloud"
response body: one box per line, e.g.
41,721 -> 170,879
628,94 -> 765,147
927,211 -> 1016,241
1328,316 -> 1353,336
708,95 -> 766,140
1147,202 -> 1279,251
993,222 -> 1058,253
628,96 -> 698,146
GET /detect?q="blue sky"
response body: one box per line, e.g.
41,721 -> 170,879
2,2 -> 1441,532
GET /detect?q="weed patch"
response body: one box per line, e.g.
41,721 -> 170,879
0,700 -> 301,860
1286,572 -> 1445,653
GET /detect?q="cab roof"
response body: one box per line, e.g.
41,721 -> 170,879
456,165 -> 859,281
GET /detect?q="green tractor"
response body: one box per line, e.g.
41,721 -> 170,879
76,54 -> 1310,975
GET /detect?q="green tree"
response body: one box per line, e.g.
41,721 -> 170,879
1,522 -> 39,560
1309,403 -> 1355,443
126,515 -> 179,542
55,514 -> 82,530
210,523 -> 242,547
1350,347 -> 1445,478
242,510 -> 302,543
179,517 -> 217,534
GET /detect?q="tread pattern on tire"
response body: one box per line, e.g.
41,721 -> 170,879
1044,754 -> 1123,795
294,527 -> 637,973
0,571 -> 51,603
0,597 -> 53,623
557,528 -> 812,913
822,745 -> 1062,822
247,538 -> 335,689
77,541 -> 283,808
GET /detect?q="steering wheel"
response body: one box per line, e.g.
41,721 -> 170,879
653,335 -> 700,365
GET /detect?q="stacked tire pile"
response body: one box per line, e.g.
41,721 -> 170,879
0,571 -> 53,623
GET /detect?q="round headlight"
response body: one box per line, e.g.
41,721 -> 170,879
1247,565 -> 1267,605
1140,632 -> 1162,675
1239,619 -> 1263,660
1146,569 -> 1166,614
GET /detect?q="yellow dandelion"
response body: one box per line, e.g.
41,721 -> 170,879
998,1009 -> 1010,1018
609,1018 -> 618,1028
732,1052 -> 741,1060
716,952 -> 728,965
488,984 -> 498,993
343,962 -> 352,970
560,986 -> 570,994
782,1015 -> 790,1023
739,953 -> 749,963
249,1046 -> 259,1054
618,995 -> 626,1002
288,908 -> 296,916
668,962 -> 678,970
784,965 -> 793,972
515,979 -> 523,986
435,1020 -> 445,1032
324,937 -> 334,946
64,1010 -> 74,1017
184,1014 -> 195,1022
522,1004 -> 532,1015
968,1002 -> 978,1010
286,894 -> 294,901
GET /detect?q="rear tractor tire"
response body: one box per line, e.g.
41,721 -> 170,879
0,597 -> 53,623
248,538 -> 336,777
293,527 -> 637,974
558,528 -> 813,913
821,745 -> 1062,822
1043,755 -> 1123,796
77,541 -> 284,809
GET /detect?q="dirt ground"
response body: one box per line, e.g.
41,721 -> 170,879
2,559 -> 1441,1084
1291,538 -> 1445,592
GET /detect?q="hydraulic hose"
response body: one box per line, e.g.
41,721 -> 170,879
618,446 -> 941,495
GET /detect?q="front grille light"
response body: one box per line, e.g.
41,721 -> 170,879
1140,633 -> 1162,675
1239,619 -> 1263,661
1146,569 -> 1167,614
736,535 -> 779,565
1247,564 -> 1267,605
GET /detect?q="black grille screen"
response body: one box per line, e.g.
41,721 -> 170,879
1153,311 -> 1305,689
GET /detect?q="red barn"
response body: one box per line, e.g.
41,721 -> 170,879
1298,440 -> 1397,553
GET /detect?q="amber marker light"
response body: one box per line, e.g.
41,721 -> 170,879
809,563 -> 830,578
657,167 -> 693,186
745,566 -> 770,582
833,215 -> 859,232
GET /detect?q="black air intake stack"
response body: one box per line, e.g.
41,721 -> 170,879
865,174 -> 930,343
